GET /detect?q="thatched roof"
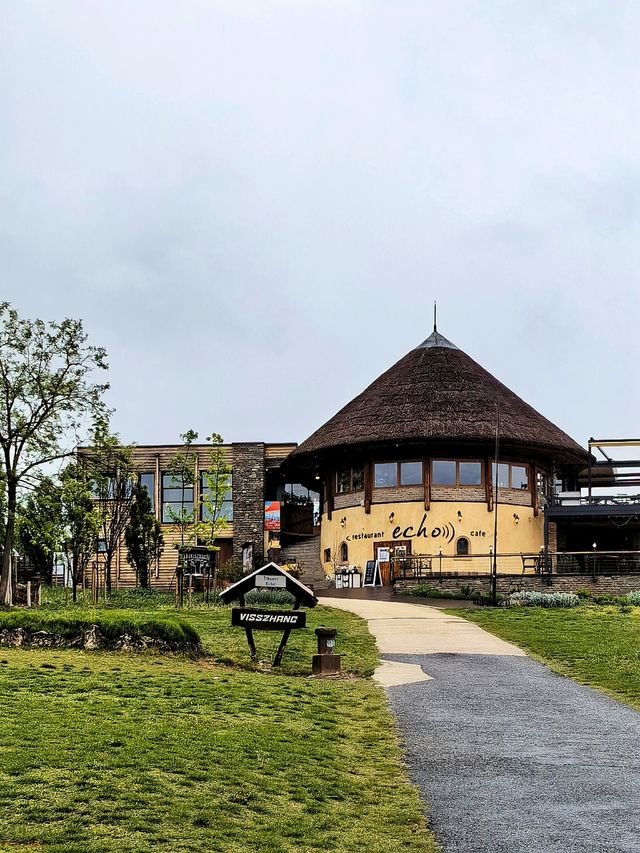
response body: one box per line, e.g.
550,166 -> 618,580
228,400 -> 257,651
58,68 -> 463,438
289,330 -> 588,467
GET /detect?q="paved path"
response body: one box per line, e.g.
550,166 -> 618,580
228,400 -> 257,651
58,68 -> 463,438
320,597 -> 640,853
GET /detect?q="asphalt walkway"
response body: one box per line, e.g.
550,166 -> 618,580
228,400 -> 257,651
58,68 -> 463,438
320,597 -> 640,853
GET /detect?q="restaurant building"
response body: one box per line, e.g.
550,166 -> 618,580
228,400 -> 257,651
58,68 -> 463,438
284,326 -> 590,583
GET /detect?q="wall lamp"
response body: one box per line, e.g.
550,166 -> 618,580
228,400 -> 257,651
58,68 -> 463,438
388,512 -> 395,523
340,517 -> 347,528
457,510 -> 462,521
513,513 -> 520,524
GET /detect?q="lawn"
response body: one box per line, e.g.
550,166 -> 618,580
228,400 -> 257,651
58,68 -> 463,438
460,605 -> 640,710
0,591 -> 437,853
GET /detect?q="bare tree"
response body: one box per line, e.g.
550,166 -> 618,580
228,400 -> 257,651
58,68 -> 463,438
0,305 -> 108,605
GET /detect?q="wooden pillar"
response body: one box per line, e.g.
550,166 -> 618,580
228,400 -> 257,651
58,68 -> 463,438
326,469 -> 334,521
364,461 -> 372,515
423,459 -> 430,511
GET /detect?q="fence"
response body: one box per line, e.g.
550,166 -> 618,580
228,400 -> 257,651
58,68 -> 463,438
390,550 -> 640,581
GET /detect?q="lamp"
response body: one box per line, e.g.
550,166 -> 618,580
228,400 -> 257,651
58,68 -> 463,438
388,512 -> 395,523
513,513 -> 520,524
457,510 -> 462,520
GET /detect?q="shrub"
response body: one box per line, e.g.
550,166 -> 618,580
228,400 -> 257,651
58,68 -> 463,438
509,591 -> 579,608
244,589 -> 295,606
404,585 -> 470,600
575,588 -> 593,599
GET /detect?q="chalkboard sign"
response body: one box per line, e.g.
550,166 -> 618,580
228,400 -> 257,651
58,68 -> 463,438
363,560 -> 381,587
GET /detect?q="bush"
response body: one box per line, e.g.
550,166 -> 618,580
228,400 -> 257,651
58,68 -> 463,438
509,591 -> 579,608
625,592 -> 640,606
0,610 -> 200,650
404,585 -> 470,600
244,589 -> 295,606
575,588 -> 593,599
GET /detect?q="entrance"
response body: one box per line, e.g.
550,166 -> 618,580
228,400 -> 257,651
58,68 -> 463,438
375,541 -> 412,586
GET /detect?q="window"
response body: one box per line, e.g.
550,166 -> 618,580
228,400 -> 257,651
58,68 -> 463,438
324,548 -> 331,563
374,461 -> 423,489
400,461 -> 422,486
340,542 -> 348,562
432,460 -> 456,485
491,462 -> 529,491
162,472 -> 194,523
139,472 -> 155,512
374,462 -> 397,488
456,537 -> 470,556
432,460 -> 483,487
336,466 -> 364,493
200,472 -> 233,522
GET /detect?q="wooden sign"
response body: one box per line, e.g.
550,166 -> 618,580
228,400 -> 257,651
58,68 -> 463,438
219,562 -> 317,666
363,560 -> 382,587
231,608 -> 306,631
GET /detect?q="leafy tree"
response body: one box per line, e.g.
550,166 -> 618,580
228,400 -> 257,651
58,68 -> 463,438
195,433 -> 232,593
166,430 -> 198,553
60,463 -> 101,602
0,304 -> 108,604
85,428 -> 136,593
125,483 -> 164,588
16,478 -> 64,584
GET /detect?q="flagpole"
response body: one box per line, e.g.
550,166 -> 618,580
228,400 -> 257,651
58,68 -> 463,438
492,405 -> 500,605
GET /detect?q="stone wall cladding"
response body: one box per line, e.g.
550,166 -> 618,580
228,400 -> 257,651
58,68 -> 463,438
431,486 -> 485,502
372,486 -> 424,503
334,491 -> 365,510
231,443 -> 265,568
394,573 -> 640,596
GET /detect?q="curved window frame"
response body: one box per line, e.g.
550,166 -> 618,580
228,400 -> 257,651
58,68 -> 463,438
455,537 -> 470,557
432,460 -> 483,488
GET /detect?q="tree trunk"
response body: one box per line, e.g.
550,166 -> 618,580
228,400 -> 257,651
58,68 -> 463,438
72,576 -> 78,603
105,552 -> 112,594
0,479 -> 17,606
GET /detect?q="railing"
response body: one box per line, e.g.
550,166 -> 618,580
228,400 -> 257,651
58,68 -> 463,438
548,494 -> 640,507
390,550 -> 640,580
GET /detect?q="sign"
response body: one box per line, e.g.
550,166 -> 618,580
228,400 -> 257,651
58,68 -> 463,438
180,548 -> 213,573
257,574 -> 287,589
377,548 -> 390,562
363,560 -> 381,587
264,501 -> 281,531
231,608 -> 306,631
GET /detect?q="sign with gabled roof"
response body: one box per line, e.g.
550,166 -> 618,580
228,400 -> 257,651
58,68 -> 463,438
219,562 -> 318,608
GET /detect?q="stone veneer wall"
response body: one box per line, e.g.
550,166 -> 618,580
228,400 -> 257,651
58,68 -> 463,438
372,486 -> 424,503
394,573 -> 640,596
231,443 -> 265,569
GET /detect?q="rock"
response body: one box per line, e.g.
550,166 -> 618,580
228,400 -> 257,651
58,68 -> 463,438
82,625 -> 105,650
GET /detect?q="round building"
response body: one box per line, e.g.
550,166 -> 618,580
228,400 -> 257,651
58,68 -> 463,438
285,327 -> 588,585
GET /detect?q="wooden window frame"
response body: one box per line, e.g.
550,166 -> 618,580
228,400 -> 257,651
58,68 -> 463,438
491,461 -> 530,491
373,460 -> 423,490
335,466 -> 365,495
432,459 -> 484,488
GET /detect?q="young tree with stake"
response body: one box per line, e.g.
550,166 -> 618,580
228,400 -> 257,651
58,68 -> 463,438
125,483 -> 164,588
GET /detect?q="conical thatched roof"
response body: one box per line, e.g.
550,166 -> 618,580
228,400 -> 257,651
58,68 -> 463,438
289,330 -> 588,466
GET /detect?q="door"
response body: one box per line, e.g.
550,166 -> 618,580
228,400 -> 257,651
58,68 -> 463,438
375,541 -> 412,585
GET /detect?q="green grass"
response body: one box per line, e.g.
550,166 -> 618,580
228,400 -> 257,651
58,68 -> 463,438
459,605 -> 640,710
0,591 -> 436,852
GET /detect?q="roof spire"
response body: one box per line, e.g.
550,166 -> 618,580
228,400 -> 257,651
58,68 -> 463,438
433,301 -> 437,332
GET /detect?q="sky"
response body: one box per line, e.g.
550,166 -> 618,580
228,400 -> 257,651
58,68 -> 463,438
1,1 -> 639,449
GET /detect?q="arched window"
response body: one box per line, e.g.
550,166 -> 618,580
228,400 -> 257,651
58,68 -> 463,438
340,542 -> 349,563
456,537 -> 470,556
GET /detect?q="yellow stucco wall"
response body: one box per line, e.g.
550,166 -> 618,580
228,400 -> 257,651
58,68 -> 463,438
322,500 -> 544,576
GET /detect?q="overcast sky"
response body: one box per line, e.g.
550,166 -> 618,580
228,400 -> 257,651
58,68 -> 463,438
2,1 -> 639,450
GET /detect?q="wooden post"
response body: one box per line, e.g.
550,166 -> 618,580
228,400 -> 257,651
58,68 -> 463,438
26,581 -> 31,608
239,594 -> 257,661
273,597 -> 301,666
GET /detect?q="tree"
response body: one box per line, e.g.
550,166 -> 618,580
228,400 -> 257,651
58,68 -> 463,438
85,428 -> 136,593
60,463 -> 102,602
195,433 -> 232,595
125,483 -> 164,588
0,304 -> 108,604
166,430 -> 198,553
16,478 -> 64,584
